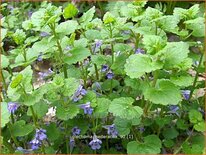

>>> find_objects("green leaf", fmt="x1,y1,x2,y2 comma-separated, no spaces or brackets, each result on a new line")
109,97,143,120
102,79,120,91
80,6,95,23
44,123,60,141
194,121,205,132
142,35,166,55
63,3,78,19
10,74,23,88
144,79,182,105
1,102,10,128
173,4,199,20
124,54,163,78
114,117,140,136
127,135,162,154
62,78,80,97
160,42,190,69
1,55,9,69
176,119,189,130
163,127,179,139
184,17,205,37
189,109,203,124
12,29,26,45
85,30,102,41
155,116,172,128
56,20,78,35
11,120,34,137
94,98,111,118
22,84,48,106
56,105,79,120
163,139,174,148
1,28,7,40
27,102,49,119
170,73,193,87
103,12,116,24
64,47,90,65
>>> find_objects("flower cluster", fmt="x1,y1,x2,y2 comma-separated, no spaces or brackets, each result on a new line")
72,126,81,136
7,102,20,114
72,85,87,102
101,65,114,79
181,90,190,100
79,102,94,115
29,129,47,150
89,134,102,150
103,124,118,137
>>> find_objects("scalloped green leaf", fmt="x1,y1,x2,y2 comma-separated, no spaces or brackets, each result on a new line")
144,79,182,105
63,3,78,19
64,47,90,65
124,54,163,79
11,120,34,137
127,135,162,154
1,102,10,128
109,97,143,120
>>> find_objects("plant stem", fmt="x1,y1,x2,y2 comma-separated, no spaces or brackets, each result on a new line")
0,70,7,97
30,106,38,127
11,113,15,124
49,23,68,78
109,23,114,63
189,53,204,100
174,128,194,154
8,123,19,147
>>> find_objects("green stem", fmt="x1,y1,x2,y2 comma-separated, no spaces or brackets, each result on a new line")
110,79,113,93
1,70,7,97
109,23,114,63
89,46,99,80
174,128,194,154
189,53,204,100
11,113,15,124
49,23,68,78
131,127,139,142
8,123,19,147
22,48,27,62
30,106,38,127
3,139,15,153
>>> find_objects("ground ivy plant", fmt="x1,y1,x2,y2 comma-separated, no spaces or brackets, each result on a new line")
1,1,205,154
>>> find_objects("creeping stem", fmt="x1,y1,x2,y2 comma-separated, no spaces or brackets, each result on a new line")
189,52,204,100
49,23,68,78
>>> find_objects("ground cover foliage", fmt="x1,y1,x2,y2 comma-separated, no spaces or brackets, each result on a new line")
0,0,205,154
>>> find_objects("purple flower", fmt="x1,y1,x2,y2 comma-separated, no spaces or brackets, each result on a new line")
106,71,114,79
40,32,50,37
101,65,109,72
103,124,118,137
181,90,190,100
135,48,145,54
38,68,53,80
7,5,14,11
168,105,180,116
35,129,47,141
139,127,145,132
72,85,87,102
94,82,101,90
64,46,71,51
7,102,20,114
37,52,43,61
28,11,33,18
16,147,33,154
93,40,103,53
95,40,103,49
89,134,102,150
69,137,75,150
29,138,41,150
79,102,93,115
72,126,81,136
